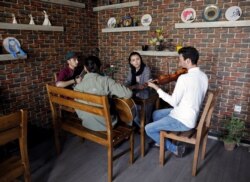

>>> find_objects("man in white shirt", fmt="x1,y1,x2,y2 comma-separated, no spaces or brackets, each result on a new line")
145,46,208,157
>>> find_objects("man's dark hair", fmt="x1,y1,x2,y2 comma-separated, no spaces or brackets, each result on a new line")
178,46,199,65
84,56,101,73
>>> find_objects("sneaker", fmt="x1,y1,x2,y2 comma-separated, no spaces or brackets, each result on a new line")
174,145,186,158
154,143,160,147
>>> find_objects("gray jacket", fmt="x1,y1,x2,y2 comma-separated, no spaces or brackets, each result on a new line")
74,73,132,131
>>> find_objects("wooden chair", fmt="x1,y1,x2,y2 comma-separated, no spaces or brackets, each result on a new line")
0,109,31,182
159,90,218,176
46,84,134,182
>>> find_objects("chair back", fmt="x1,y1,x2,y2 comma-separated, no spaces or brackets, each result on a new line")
196,90,219,137
0,109,30,182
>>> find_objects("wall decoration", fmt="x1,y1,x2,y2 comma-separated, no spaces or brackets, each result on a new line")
122,14,133,27
181,8,196,23
107,17,116,28
3,37,26,58
12,14,17,24
42,10,51,26
141,14,152,26
29,14,35,25
225,6,242,21
203,5,221,22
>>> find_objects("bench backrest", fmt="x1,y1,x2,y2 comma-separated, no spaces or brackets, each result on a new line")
46,84,113,133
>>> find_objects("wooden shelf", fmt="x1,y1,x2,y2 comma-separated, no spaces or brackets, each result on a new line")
0,54,27,61
41,0,85,8
0,23,64,31
136,50,178,57
93,1,139,12
102,26,150,33
175,20,250,29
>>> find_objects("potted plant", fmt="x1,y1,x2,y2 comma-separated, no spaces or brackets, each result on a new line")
222,116,245,151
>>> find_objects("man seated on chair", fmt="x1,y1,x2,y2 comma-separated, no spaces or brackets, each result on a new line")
145,46,208,157
74,56,132,131
56,51,83,89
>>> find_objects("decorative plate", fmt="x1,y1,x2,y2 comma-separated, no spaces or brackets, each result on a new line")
203,5,221,22
225,6,242,21
122,15,133,27
107,17,116,28
3,37,21,53
141,14,152,26
181,8,196,23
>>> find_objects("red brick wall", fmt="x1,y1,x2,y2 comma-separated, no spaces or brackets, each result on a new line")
97,0,250,139
0,0,249,139
0,0,98,126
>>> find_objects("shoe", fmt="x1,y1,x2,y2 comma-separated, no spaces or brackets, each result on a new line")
154,143,160,148
148,141,160,148
174,145,185,158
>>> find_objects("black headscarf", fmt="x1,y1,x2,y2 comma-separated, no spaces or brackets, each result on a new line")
128,52,145,85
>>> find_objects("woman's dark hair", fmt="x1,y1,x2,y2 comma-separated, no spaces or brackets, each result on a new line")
128,52,146,85
178,46,199,65
84,56,101,73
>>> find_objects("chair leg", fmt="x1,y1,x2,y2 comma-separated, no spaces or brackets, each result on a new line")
192,142,200,176
201,134,208,160
159,132,165,166
108,146,113,182
130,132,134,164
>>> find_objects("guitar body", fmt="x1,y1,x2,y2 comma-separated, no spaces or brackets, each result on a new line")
113,98,136,123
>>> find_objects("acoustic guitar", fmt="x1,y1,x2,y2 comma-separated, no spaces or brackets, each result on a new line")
112,98,136,123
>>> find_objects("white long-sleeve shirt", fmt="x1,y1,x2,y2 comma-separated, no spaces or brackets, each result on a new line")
157,67,208,128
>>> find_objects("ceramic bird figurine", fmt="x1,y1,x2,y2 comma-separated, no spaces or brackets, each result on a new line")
12,13,17,24
29,14,35,25
42,10,51,26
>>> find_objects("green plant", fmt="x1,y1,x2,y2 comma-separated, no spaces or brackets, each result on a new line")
222,116,245,144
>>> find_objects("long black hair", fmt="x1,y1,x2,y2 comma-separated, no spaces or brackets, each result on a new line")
128,52,145,85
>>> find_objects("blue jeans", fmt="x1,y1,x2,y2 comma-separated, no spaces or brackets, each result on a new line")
145,108,191,153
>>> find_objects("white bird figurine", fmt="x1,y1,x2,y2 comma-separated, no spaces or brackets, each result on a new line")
29,14,35,25
12,14,17,24
42,10,51,26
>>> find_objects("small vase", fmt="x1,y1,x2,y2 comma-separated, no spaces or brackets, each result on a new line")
155,44,164,51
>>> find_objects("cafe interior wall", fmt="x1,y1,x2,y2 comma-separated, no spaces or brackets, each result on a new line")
0,0,249,140
0,0,98,126
96,0,250,140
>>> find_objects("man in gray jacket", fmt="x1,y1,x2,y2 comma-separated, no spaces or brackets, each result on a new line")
74,56,132,131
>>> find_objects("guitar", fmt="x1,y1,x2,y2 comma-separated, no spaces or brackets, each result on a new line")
112,98,136,123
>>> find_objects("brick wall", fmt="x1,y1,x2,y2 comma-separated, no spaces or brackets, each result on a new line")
0,0,98,126
97,0,250,139
0,0,249,139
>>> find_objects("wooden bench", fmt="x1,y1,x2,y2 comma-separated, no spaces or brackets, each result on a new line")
46,84,134,182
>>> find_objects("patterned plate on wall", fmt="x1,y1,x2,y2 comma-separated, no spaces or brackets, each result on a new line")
181,8,196,23
203,5,221,22
107,17,116,28
141,14,152,26
225,6,242,21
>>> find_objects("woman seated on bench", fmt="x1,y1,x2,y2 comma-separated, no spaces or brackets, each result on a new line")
74,56,132,131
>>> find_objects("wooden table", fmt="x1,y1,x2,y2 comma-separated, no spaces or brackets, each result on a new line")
133,89,159,157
